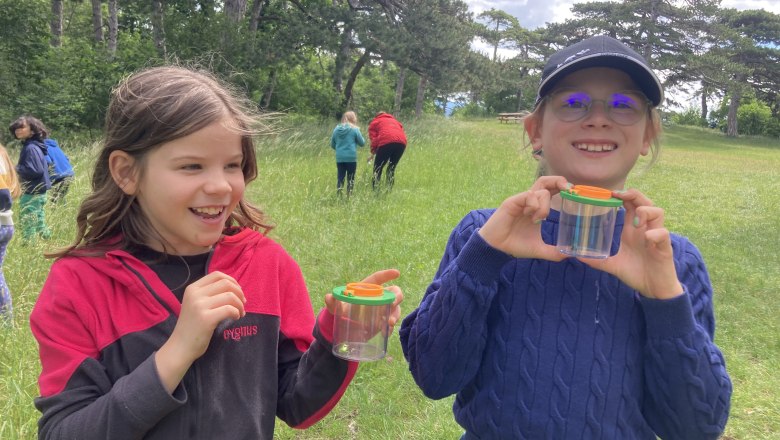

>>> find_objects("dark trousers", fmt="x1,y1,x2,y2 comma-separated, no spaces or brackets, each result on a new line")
336,162,357,196
50,176,73,204
372,143,405,189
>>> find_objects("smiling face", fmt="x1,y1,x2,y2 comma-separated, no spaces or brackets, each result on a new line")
525,67,655,190
120,120,246,255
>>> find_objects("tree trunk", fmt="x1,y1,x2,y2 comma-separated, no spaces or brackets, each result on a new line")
341,50,371,111
249,0,266,32
515,66,527,112
107,0,118,55
261,69,277,109
700,82,707,122
225,0,247,22
50,0,63,47
152,0,167,57
726,88,740,137
726,74,746,137
394,67,406,116
333,21,353,99
415,74,427,119
492,21,499,62
642,0,659,63
92,0,104,43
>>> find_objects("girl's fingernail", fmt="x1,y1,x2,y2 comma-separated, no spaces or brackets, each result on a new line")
633,216,640,227
534,218,544,224
565,182,573,189
615,189,627,194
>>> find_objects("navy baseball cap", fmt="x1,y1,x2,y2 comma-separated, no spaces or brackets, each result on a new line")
535,35,663,107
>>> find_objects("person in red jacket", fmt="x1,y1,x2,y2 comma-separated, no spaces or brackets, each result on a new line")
367,112,407,190
30,65,404,440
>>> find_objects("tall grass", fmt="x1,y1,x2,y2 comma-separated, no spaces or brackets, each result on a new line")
0,120,777,439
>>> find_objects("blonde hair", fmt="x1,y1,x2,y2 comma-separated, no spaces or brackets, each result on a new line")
0,144,20,200
341,111,358,127
50,65,274,258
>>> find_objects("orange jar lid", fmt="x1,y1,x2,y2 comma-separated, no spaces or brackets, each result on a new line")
560,185,623,207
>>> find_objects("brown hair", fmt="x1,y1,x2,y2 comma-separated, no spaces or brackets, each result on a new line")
50,65,274,258
9,115,48,142
0,143,21,199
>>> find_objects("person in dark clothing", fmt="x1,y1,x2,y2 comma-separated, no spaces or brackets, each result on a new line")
400,35,731,439
367,112,407,190
9,116,52,241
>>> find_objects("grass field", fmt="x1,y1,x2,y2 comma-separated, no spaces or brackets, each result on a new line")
0,118,778,439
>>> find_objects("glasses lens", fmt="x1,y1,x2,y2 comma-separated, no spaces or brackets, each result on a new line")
549,90,647,125
608,92,645,124
550,91,591,122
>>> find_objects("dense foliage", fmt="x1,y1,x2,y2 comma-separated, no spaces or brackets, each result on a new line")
0,0,778,141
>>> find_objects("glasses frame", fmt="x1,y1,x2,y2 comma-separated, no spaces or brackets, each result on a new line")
544,88,652,126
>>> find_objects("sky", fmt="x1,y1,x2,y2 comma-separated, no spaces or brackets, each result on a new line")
463,0,780,110
465,0,780,31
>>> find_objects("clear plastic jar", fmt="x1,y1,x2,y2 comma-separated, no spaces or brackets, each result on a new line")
331,283,395,361
557,185,623,259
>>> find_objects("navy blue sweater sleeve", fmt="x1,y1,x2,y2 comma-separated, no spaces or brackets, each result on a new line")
0,188,11,211
639,237,732,439
16,142,47,180
399,210,512,399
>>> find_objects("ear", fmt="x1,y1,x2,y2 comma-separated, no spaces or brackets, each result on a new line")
640,138,651,156
524,113,543,153
640,115,658,156
108,150,139,195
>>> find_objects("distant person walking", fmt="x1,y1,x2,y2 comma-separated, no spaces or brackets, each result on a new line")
43,137,74,204
0,143,20,323
330,111,365,197
9,115,52,241
367,112,407,190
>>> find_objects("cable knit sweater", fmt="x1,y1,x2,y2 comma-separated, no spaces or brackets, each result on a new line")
400,208,731,439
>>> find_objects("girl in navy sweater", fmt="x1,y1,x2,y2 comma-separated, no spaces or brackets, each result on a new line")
400,36,731,439
9,115,52,241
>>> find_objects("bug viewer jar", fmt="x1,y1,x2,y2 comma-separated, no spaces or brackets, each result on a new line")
557,185,623,259
331,282,395,361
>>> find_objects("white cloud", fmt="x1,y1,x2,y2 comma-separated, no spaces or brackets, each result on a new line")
466,0,779,30
721,0,780,13
465,1,779,110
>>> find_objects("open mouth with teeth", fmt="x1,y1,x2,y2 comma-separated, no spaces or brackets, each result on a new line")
573,143,617,152
190,206,224,219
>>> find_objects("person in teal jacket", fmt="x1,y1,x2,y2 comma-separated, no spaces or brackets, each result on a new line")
330,111,365,197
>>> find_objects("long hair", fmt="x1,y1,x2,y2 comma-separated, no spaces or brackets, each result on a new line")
0,144,21,200
9,116,48,142
50,65,274,258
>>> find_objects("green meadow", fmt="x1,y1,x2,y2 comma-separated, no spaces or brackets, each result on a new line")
0,118,778,439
